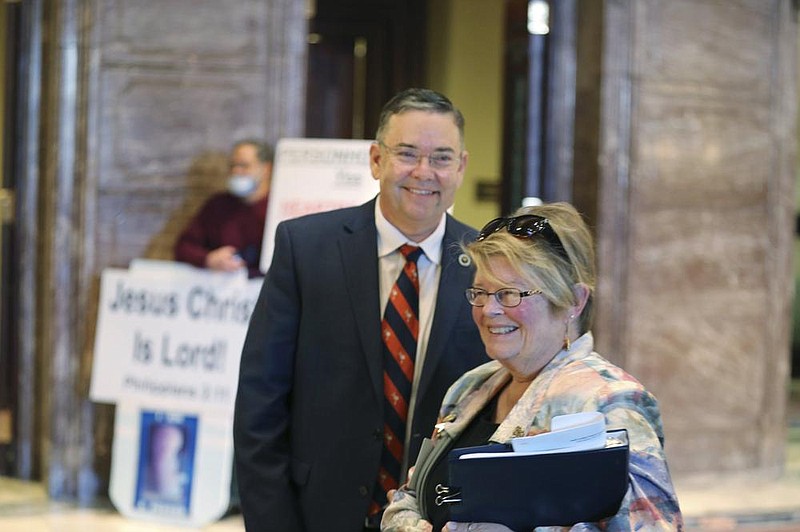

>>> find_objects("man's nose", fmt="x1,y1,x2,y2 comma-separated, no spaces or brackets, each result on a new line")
410,155,434,175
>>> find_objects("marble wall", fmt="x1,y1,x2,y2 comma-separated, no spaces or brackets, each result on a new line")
592,0,796,477
28,0,307,499
88,0,306,268
20,0,797,501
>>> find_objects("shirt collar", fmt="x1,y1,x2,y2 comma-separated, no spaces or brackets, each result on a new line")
375,199,445,265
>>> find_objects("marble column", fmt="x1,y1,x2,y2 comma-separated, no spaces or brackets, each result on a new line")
28,0,307,501
589,0,796,478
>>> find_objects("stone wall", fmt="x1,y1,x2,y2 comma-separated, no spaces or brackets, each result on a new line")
22,0,798,501
593,0,796,477
33,0,307,500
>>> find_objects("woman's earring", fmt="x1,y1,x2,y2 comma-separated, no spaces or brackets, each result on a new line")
563,314,575,351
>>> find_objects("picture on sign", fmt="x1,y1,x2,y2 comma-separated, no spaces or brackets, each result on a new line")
134,410,198,517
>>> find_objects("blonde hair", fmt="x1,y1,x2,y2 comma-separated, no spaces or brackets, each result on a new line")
464,202,596,333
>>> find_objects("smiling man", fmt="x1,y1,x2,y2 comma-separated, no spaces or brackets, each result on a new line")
233,88,488,532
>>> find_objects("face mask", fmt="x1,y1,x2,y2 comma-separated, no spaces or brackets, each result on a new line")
227,174,258,198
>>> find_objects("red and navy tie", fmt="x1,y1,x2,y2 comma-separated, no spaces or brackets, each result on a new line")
370,244,423,516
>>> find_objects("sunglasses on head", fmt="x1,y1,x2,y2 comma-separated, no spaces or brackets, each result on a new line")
476,215,570,263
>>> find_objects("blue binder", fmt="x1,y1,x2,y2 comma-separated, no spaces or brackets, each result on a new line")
438,429,629,531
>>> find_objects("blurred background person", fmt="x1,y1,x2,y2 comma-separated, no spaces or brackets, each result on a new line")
174,138,273,278
382,202,682,531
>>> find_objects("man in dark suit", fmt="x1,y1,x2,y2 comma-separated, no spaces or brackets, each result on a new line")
233,88,488,532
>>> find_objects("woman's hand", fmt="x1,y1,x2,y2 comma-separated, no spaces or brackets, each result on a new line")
443,523,514,532
385,465,415,504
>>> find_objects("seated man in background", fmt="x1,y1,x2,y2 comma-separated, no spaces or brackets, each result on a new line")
174,138,273,278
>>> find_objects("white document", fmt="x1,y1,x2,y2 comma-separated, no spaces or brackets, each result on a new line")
459,411,607,459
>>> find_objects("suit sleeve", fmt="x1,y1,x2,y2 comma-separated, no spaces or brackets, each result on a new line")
233,222,304,531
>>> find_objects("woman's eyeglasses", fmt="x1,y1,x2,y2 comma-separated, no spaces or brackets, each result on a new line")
465,287,542,308
476,215,569,263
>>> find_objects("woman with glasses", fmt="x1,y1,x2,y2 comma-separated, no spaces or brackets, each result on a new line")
382,202,683,531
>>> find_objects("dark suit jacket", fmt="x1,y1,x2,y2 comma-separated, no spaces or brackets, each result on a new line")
233,198,487,532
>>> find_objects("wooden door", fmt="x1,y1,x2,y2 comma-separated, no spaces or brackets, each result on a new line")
305,0,427,140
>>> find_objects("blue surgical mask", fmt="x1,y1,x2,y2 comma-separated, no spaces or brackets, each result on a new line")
227,174,258,198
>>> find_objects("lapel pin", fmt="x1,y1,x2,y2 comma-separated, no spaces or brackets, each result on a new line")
458,254,471,267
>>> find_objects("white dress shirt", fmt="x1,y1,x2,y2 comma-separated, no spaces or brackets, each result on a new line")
374,199,445,478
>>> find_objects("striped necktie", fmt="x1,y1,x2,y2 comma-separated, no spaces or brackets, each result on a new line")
370,244,423,517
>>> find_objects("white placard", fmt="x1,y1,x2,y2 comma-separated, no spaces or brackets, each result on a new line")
260,138,380,272
109,403,233,527
90,262,262,415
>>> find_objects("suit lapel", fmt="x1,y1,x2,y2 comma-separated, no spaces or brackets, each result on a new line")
339,201,383,404
416,219,475,402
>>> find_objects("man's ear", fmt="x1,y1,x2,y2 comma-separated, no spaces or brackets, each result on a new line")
369,142,382,180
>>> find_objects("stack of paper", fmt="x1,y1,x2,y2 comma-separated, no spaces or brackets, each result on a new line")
459,411,607,459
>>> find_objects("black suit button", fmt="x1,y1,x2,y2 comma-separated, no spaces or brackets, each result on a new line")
359,485,369,497
373,428,383,440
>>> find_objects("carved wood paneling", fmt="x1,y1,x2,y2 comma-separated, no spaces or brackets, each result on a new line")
95,0,269,66
96,72,264,187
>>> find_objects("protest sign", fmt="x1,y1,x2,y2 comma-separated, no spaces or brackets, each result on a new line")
91,261,260,526
90,262,261,414
109,402,234,527
260,138,379,272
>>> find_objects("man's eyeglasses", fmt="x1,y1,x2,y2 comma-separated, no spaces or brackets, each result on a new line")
378,141,459,170
477,215,570,263
465,287,542,308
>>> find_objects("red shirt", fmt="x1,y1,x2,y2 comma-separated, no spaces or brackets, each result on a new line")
174,193,268,278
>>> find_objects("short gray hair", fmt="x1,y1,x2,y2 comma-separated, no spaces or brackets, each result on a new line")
233,138,274,163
